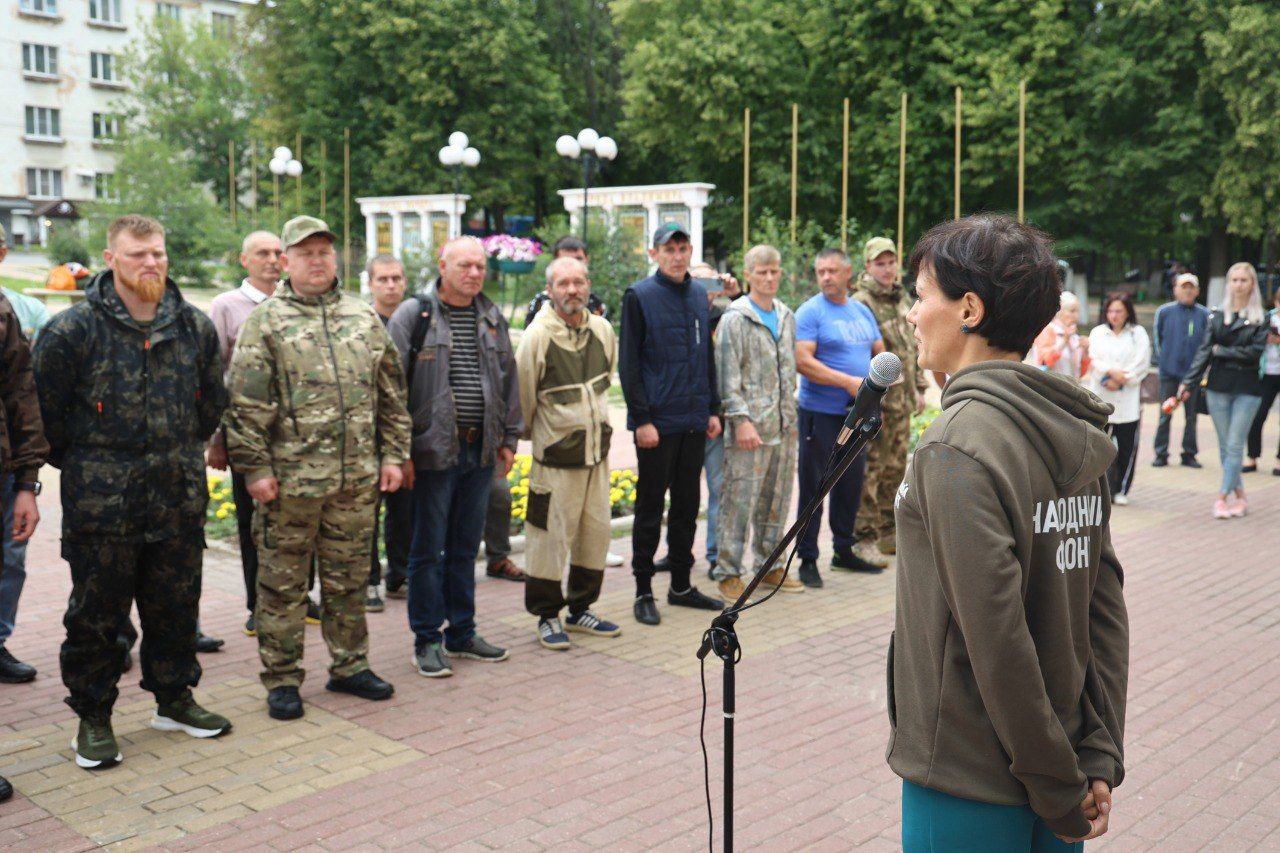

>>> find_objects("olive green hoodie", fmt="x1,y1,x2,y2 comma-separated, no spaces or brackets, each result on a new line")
888,361,1129,839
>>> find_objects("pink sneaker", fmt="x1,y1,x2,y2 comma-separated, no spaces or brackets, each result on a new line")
1230,494,1248,517
1213,498,1231,519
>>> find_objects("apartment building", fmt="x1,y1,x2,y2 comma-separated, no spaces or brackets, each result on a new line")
3,0,248,245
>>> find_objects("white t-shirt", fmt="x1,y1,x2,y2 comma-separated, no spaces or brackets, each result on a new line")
1265,312,1280,376
1087,323,1151,424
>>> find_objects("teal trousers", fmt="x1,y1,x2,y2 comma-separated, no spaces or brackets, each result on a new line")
902,780,1084,852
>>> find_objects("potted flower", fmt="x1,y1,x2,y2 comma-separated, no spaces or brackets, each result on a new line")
481,234,542,274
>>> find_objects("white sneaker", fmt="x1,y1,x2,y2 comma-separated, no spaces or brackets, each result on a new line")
605,551,624,567
1113,494,1129,506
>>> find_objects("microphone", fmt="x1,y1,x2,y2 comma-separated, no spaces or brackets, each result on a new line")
836,351,903,445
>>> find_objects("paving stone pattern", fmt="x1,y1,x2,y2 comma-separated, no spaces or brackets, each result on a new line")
0,403,1275,849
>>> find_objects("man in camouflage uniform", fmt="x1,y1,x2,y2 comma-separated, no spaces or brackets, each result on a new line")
226,216,411,721
851,237,927,561
714,244,801,602
34,215,231,770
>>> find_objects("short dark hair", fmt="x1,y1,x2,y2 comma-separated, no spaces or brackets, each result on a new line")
1100,291,1137,328
552,235,588,258
814,247,850,266
908,214,1060,355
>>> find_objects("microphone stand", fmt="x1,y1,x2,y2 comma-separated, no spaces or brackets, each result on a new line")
697,412,884,852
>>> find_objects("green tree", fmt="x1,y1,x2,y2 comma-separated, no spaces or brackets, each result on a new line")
118,17,255,207
248,0,570,231
1202,3,1280,240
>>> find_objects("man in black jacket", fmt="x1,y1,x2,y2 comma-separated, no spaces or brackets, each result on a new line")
34,215,232,770
620,223,724,625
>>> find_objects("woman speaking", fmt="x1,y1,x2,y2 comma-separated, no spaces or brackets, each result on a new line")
888,215,1129,851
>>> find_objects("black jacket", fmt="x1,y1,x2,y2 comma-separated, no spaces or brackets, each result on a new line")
33,272,227,540
1182,309,1268,397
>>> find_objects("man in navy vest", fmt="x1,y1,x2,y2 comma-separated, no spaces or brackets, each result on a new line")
620,223,726,625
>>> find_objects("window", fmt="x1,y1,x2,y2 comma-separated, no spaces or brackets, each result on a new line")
90,52,118,83
21,44,59,76
93,112,120,141
156,2,180,20
19,0,59,15
95,173,119,202
211,11,235,36
27,169,63,199
88,0,123,24
25,106,61,139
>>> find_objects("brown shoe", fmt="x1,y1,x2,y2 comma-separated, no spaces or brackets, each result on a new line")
877,538,897,556
757,567,804,594
717,576,746,603
486,558,526,583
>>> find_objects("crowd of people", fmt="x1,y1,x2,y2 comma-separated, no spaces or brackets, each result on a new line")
0,213,924,782
1032,267,1280,516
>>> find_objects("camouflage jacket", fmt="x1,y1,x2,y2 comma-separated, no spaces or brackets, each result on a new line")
0,293,48,483
225,279,411,498
33,272,227,540
715,295,798,445
852,273,927,410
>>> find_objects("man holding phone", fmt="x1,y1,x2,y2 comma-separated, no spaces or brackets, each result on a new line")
620,223,725,625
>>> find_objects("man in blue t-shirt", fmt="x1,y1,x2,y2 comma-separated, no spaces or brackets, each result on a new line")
793,248,885,585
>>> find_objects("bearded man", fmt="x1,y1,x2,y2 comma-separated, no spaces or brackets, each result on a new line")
34,215,231,770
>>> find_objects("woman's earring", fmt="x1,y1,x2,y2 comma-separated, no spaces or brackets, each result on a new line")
960,324,971,333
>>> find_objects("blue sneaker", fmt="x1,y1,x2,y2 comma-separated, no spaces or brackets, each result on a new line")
565,611,621,637
538,618,570,650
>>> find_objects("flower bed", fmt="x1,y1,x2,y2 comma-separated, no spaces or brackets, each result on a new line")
507,453,635,536
481,234,542,264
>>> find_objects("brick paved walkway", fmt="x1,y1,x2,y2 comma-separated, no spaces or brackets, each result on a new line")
0,403,1277,850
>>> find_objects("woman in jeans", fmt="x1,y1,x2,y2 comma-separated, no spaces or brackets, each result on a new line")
1086,293,1150,505
1180,262,1270,518
1243,287,1280,475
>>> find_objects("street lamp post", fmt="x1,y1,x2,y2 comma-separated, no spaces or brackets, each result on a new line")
438,132,480,239
555,128,617,246
269,146,303,226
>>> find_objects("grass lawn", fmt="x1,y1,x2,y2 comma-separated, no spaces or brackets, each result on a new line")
0,276,36,292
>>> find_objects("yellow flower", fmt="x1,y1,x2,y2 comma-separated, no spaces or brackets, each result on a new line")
215,507,230,519
220,502,235,513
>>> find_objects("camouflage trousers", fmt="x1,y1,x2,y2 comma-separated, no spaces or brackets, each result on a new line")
855,405,911,548
60,533,202,719
524,461,611,619
713,430,797,579
254,486,377,689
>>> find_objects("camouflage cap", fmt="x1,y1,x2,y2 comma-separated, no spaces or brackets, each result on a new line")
863,236,896,264
281,215,336,249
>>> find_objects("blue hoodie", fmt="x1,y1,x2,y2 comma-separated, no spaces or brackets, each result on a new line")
1152,300,1209,380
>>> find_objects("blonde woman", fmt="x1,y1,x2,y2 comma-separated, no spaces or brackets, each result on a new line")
1179,262,1270,517
1033,291,1090,380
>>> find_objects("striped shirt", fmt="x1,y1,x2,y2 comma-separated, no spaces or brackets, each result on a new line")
446,302,485,428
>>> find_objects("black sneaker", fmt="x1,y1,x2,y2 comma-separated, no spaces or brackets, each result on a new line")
668,586,724,611
0,646,37,683
1181,457,1202,469
195,633,224,653
267,686,303,720
0,775,11,802
1151,456,1168,468
633,594,660,625
326,669,394,700
121,647,133,673
798,559,823,589
831,547,884,574
705,558,718,582
537,618,571,651
365,586,385,613
443,635,509,662
243,614,256,637
385,578,407,599
306,601,322,625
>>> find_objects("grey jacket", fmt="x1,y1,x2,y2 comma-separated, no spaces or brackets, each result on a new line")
386,289,522,472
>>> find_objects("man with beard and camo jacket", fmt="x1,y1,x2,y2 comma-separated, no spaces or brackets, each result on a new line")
34,215,231,770
851,237,928,562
